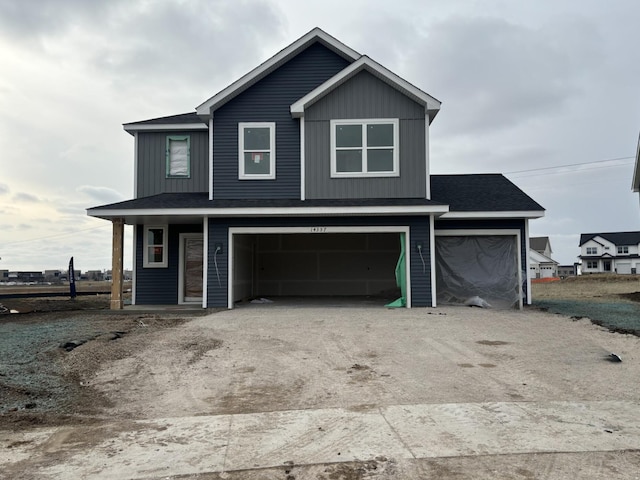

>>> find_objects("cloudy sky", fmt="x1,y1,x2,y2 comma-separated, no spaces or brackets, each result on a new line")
1,0,639,272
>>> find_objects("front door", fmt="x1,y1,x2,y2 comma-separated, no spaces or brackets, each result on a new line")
180,234,203,303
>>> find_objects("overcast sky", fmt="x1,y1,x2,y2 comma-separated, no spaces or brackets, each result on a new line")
1,0,639,272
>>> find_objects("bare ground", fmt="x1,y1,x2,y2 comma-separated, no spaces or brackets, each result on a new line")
1,278,640,478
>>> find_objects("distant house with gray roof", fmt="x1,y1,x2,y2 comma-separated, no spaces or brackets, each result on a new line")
579,231,640,274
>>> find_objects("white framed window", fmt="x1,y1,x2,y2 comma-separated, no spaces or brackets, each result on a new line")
238,122,276,179
586,260,598,269
586,247,597,255
330,119,399,178
617,246,629,254
166,136,190,178
143,225,168,268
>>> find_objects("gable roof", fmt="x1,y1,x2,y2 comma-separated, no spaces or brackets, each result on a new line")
633,131,640,192
123,112,207,134
579,231,640,246
290,56,441,122
529,249,558,265
195,28,360,119
530,236,551,253
431,174,545,217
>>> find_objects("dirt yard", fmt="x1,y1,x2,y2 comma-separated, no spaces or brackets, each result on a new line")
1,277,640,479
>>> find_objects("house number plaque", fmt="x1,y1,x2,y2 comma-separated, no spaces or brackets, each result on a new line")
310,227,327,233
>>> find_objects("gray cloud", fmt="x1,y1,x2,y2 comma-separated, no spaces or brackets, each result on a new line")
0,183,8,195
413,15,603,134
13,192,41,203
77,185,125,204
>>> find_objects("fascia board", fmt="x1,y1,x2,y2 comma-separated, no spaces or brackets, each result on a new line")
291,56,442,118
87,204,450,219
195,28,360,117
440,210,545,219
123,123,208,133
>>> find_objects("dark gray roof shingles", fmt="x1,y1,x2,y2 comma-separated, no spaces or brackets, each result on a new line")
124,112,204,127
579,231,640,246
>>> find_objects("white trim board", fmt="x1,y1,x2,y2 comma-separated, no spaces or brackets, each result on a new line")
89,204,450,220
124,123,207,133
227,226,412,310
440,211,544,219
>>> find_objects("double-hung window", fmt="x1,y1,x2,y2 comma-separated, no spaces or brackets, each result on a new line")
586,247,597,255
587,260,598,269
166,136,190,178
143,226,168,268
617,246,629,254
330,119,399,177
239,122,276,179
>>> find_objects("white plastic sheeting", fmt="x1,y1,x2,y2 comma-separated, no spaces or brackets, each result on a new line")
435,236,521,309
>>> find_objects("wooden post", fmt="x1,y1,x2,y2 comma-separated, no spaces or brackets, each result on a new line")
111,218,124,310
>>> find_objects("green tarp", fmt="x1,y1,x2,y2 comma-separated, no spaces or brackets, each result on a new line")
385,233,406,308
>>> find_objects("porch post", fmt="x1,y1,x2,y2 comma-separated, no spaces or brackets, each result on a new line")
111,218,124,310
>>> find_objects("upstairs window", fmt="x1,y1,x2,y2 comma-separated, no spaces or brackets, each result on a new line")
143,226,168,268
617,246,629,254
239,122,276,179
586,247,597,255
330,119,399,178
166,136,190,178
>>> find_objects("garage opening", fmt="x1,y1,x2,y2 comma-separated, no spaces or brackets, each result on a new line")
435,233,523,309
230,232,403,306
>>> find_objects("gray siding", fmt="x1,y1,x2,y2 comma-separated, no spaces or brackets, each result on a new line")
135,223,202,304
206,215,433,308
136,131,208,198
305,71,427,199
212,42,351,199
434,219,529,302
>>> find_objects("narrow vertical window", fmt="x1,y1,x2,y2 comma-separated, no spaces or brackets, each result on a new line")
166,136,190,178
143,226,168,268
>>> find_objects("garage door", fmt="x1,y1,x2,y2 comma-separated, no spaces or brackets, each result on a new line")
617,262,631,274
231,232,402,303
435,235,521,309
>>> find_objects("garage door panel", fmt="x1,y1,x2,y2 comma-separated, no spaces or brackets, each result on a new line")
617,263,631,274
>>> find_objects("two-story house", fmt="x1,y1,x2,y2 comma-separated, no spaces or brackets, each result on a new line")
529,236,559,278
88,28,544,310
579,232,640,274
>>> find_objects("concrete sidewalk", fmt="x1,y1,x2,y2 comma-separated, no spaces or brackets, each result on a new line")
5,400,640,479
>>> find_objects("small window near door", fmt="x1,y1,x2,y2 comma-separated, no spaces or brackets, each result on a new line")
166,136,190,178
143,225,168,268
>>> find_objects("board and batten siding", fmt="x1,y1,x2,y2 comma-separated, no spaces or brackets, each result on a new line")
135,223,202,304
305,70,427,200
212,42,351,199
136,131,208,198
206,215,433,308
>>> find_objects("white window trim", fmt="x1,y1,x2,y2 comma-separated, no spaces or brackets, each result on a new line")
143,225,168,268
330,118,399,178
238,122,276,180
617,246,629,254
586,247,597,255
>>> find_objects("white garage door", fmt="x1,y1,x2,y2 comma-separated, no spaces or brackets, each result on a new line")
617,262,631,274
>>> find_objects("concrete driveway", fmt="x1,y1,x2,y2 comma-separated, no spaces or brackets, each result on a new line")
2,304,640,479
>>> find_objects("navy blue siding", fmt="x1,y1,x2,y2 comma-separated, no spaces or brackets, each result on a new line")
410,221,432,307
135,223,202,305
212,42,351,199
434,219,529,301
206,215,433,308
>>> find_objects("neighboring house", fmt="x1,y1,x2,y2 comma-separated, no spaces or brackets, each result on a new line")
579,232,640,274
557,264,579,278
88,28,545,310
529,236,559,278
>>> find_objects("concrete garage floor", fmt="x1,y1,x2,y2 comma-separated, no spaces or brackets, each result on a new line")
2,305,640,479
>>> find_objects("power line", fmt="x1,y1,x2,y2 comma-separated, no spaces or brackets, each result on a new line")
508,162,633,179
503,156,634,175
2,225,111,246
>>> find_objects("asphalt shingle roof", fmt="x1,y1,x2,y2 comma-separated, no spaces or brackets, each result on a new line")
123,112,204,127
88,174,544,215
579,231,640,246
